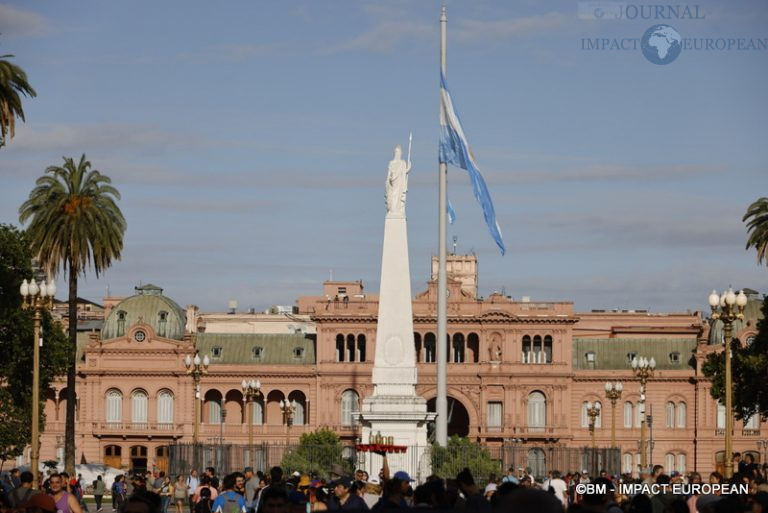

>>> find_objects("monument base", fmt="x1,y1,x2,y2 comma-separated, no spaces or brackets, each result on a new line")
353,396,436,483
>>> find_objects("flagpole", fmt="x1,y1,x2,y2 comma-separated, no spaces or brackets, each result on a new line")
436,4,449,447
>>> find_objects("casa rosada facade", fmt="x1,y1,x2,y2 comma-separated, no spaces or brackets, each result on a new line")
35,256,763,477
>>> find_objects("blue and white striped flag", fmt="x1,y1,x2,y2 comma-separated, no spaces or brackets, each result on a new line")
439,72,505,255
447,200,456,225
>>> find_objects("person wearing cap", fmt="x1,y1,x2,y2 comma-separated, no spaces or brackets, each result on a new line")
329,477,367,511
243,468,258,513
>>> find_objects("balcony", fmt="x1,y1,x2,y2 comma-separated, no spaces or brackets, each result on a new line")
93,422,184,435
742,429,761,437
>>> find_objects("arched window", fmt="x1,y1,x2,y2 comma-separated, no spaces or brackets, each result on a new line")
716,402,726,430
543,335,553,363
106,389,122,423
294,401,305,425
131,390,148,424
357,335,366,362
157,390,174,424
622,453,633,474
676,454,686,473
623,402,633,428
252,399,264,425
677,402,687,428
341,390,359,427
666,402,675,428
527,391,546,432
346,334,356,362
116,311,127,337
335,334,344,362
425,333,436,363
665,453,675,472
209,399,222,424
533,335,543,363
581,402,589,428
452,333,465,363
522,335,531,363
414,333,422,362
745,412,759,430
158,311,168,338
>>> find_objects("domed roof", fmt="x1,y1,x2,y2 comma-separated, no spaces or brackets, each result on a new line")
102,284,186,341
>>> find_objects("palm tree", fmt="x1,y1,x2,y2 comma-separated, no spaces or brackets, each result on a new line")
744,197,768,266
19,155,126,473
0,54,36,147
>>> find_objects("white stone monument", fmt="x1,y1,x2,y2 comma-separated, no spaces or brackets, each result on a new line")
354,143,436,482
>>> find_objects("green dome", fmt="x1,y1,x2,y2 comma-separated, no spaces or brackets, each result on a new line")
102,284,186,340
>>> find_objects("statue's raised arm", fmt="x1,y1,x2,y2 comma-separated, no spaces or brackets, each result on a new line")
385,144,409,216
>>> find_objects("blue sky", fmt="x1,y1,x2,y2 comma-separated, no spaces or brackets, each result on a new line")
1,0,766,313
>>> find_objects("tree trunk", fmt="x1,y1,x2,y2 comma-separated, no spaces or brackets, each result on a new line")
64,264,77,474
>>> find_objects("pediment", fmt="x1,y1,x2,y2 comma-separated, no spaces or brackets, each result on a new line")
90,322,187,351
479,310,516,321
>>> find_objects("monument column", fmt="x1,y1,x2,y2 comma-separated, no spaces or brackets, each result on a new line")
354,144,436,482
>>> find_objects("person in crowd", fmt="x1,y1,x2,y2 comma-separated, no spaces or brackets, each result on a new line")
204,470,219,491
48,473,83,513
159,475,173,513
211,474,247,513
232,473,246,498
153,474,166,496
172,475,189,513
455,467,490,513
8,471,39,508
194,488,214,513
19,493,58,513
257,487,289,513
93,475,106,513
253,467,283,513
243,469,258,513
193,476,218,505
114,475,128,511
329,477,367,511
307,485,329,512
187,471,200,513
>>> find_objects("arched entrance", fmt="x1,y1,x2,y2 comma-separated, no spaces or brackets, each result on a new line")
130,445,148,473
104,445,121,469
155,446,169,474
427,397,470,439
527,448,546,479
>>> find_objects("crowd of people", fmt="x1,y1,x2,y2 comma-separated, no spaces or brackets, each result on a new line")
1,454,768,513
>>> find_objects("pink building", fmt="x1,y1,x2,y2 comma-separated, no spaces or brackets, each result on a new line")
37,257,764,477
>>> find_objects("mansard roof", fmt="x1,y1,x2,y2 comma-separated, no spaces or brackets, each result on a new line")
573,337,697,370
193,333,316,365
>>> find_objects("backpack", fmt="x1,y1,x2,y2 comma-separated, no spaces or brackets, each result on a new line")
195,500,212,513
219,492,242,513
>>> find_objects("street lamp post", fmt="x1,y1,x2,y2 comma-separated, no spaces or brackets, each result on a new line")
20,278,56,490
631,356,656,470
279,399,297,444
184,351,210,444
241,379,262,465
708,288,748,479
604,382,623,448
586,402,601,448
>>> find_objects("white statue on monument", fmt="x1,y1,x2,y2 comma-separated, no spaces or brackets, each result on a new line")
385,140,411,215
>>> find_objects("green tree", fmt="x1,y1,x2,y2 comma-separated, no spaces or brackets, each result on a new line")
280,427,352,478
431,435,501,485
18,156,126,473
702,295,768,420
0,224,69,461
0,53,36,147
744,197,768,266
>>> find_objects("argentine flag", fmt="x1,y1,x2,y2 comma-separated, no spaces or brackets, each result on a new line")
439,72,506,255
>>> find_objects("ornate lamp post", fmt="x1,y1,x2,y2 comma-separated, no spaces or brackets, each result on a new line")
708,288,748,479
631,356,655,469
241,379,262,464
279,399,297,444
604,382,623,448
20,278,56,490
586,401,601,448
184,351,210,443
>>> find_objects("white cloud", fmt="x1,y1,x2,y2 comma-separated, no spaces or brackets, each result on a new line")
454,12,571,41
0,4,48,39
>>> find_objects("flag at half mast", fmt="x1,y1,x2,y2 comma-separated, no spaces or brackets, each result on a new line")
438,71,506,255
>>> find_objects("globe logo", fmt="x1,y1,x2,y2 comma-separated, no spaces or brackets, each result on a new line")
641,24,682,65
594,8,605,18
